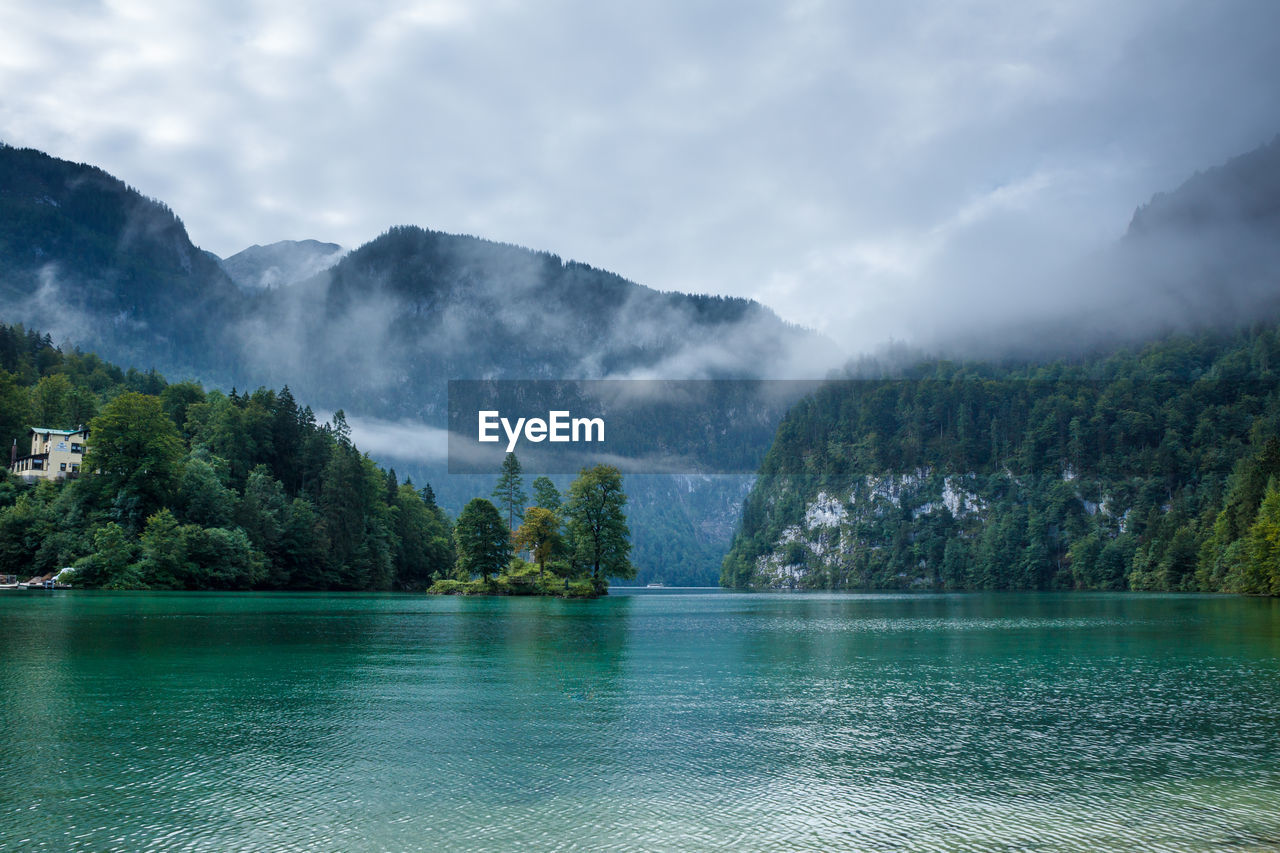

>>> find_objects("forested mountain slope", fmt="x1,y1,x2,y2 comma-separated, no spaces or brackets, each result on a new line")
722,327,1280,594
725,135,1280,594
0,323,453,590
0,144,834,585
0,144,243,378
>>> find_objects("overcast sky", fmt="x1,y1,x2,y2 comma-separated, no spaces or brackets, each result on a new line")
2,0,1279,347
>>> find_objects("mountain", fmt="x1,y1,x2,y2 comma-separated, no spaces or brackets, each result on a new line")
0,143,243,380
0,144,837,584
228,226,837,584
220,239,345,289
723,137,1280,594
234,225,836,420
0,144,835,413
1113,134,1280,330
1127,134,1280,236
937,136,1280,359
721,327,1280,593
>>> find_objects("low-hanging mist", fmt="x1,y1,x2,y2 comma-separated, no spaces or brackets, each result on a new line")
2,137,1280,584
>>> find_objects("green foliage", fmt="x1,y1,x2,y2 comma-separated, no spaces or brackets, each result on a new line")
0,370,31,455
1236,478,1280,595
0,322,459,592
85,391,185,529
391,483,455,589
178,454,238,527
724,326,1280,593
72,523,138,589
514,505,563,578
491,452,527,531
532,476,561,511
454,497,512,582
161,381,206,435
425,559,603,598
564,465,634,587
135,509,190,589
563,580,598,598
179,525,267,589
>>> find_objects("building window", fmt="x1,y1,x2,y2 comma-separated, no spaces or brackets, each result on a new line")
71,444,82,453
60,462,67,471
71,464,80,473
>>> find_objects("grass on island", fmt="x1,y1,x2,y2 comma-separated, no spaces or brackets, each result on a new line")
427,558,601,598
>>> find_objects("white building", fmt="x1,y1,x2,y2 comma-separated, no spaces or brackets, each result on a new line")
10,426,89,481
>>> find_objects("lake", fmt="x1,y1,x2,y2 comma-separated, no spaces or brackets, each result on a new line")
2,591,1278,851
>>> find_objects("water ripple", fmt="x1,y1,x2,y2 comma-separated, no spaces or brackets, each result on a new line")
1,592,1278,851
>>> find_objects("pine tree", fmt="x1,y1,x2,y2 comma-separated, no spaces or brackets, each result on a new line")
492,452,528,530
454,498,512,583
532,476,561,512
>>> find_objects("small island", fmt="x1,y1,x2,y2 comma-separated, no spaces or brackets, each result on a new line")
430,456,634,599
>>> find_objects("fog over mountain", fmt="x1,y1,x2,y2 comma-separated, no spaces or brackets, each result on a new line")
4,136,1280,426
2,136,1279,583
873,136,1280,362
5,1,1279,352
0,144,841,584
0,144,836,392
221,239,345,290
234,226,840,423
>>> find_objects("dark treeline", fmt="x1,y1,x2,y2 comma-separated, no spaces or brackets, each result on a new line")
0,323,454,589
723,324,1280,595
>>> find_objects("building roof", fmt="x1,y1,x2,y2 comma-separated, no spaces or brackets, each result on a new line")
28,427,86,435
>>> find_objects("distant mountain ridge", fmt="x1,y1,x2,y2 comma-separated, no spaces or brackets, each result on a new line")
234,225,835,422
0,144,835,411
723,134,1280,593
935,135,1280,359
0,143,241,378
1127,135,1280,236
0,143,837,585
221,239,345,289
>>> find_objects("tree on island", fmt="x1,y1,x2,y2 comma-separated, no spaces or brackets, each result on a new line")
531,476,561,512
564,464,634,590
514,506,563,580
454,497,512,583
492,452,527,530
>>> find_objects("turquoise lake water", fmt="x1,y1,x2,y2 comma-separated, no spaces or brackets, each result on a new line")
1,590,1279,851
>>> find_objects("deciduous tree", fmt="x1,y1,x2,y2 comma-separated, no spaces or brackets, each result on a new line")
564,465,633,588
514,505,562,580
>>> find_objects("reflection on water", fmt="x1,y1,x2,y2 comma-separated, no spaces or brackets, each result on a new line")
1,591,1278,851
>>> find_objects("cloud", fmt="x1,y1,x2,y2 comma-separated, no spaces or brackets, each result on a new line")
325,411,452,465
2,0,1279,355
